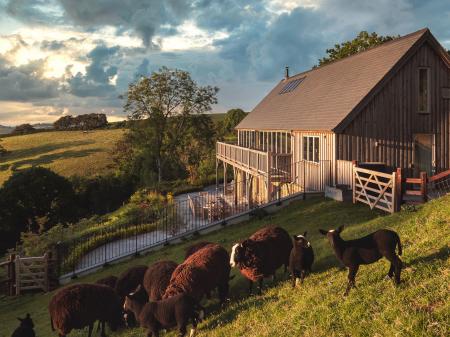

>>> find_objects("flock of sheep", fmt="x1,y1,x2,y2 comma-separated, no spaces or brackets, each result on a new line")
11,224,403,337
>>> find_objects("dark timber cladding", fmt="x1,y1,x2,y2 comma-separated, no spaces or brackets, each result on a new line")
336,40,450,174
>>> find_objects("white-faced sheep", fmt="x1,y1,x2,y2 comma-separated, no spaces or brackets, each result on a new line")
124,285,204,337
143,260,178,301
163,243,231,304
230,226,292,294
289,232,314,288
11,313,35,337
49,283,124,337
319,226,403,295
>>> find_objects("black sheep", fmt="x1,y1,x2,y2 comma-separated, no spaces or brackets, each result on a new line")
184,241,212,260
11,313,35,337
95,275,118,289
115,265,148,327
289,232,314,288
124,285,204,337
230,226,292,294
143,260,178,301
49,283,124,337
319,226,403,295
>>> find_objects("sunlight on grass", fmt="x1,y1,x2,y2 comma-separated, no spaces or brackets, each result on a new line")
0,196,448,337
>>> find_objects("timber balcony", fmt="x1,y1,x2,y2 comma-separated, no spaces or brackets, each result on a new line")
216,141,292,182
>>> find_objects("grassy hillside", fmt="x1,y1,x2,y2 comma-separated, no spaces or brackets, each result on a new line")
0,129,125,185
0,196,448,337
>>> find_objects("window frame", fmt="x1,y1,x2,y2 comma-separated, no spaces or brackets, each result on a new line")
302,136,320,163
417,67,430,114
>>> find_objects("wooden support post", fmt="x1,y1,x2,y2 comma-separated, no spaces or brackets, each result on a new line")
215,159,219,188
223,163,227,196
420,171,428,202
233,168,238,206
44,252,49,292
395,168,402,212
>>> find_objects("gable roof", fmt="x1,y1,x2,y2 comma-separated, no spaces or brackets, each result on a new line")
236,28,450,132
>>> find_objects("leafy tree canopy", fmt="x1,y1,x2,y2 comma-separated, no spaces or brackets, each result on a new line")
0,167,77,252
122,67,218,184
317,31,398,67
219,108,247,137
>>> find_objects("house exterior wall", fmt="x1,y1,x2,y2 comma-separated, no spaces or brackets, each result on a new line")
337,41,450,175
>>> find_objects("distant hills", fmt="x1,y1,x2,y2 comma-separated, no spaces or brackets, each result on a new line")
0,123,53,135
0,125,13,135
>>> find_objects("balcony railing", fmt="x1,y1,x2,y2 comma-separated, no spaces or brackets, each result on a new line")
216,141,292,177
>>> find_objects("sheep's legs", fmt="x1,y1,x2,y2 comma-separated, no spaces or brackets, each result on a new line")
388,263,395,278
394,256,402,285
344,265,359,296
100,321,107,337
248,280,253,294
87,323,93,337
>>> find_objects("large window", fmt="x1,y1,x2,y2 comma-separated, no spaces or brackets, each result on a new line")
418,68,430,114
302,136,319,163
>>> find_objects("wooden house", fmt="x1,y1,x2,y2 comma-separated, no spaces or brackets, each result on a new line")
216,28,450,204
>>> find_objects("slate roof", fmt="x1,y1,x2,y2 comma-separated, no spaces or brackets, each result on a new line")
236,28,448,132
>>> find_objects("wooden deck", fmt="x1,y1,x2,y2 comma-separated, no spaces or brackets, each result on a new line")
216,141,292,177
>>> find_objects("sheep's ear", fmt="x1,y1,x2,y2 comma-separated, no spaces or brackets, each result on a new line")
303,231,307,237
319,229,327,235
337,225,344,233
292,235,299,241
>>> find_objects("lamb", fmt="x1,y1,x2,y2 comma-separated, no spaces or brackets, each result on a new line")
319,226,403,295
143,260,178,301
230,225,292,294
184,241,212,260
49,283,124,337
11,313,35,337
163,243,231,304
115,264,148,327
95,275,118,289
289,232,314,288
124,285,204,337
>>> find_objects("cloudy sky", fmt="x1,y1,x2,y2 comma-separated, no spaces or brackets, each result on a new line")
0,0,449,126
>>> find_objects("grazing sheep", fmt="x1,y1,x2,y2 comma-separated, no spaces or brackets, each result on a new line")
230,226,292,294
143,260,178,301
163,243,231,304
49,283,124,337
11,313,35,337
319,226,403,295
184,241,212,260
289,232,314,288
95,275,118,289
115,265,148,327
124,285,204,337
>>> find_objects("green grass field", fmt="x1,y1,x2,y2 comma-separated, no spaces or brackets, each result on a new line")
0,129,125,185
0,196,448,337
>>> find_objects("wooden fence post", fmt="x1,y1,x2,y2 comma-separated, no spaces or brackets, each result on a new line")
395,168,402,212
15,255,20,296
8,254,15,296
420,171,428,202
44,252,49,292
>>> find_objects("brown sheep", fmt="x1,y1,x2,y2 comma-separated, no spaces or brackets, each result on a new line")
184,241,212,260
163,243,231,304
95,275,118,289
230,226,292,294
49,283,123,337
143,260,178,301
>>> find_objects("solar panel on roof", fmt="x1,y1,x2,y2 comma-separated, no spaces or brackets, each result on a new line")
279,77,305,94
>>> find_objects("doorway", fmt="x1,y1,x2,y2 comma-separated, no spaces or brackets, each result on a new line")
413,134,435,176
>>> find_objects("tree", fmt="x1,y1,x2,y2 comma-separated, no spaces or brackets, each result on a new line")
13,123,35,135
123,67,218,183
54,113,108,130
0,167,77,252
0,138,6,157
317,31,398,67
218,108,247,138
